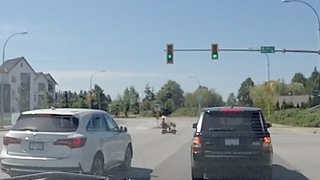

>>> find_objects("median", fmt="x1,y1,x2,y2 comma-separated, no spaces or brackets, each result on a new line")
268,109,320,127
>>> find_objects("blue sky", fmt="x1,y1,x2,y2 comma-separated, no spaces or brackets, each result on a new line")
0,0,319,100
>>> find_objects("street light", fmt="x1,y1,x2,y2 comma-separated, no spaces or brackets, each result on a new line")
282,0,320,66
248,47,271,81
188,76,201,87
265,53,270,81
0,31,27,128
188,76,202,115
89,70,105,108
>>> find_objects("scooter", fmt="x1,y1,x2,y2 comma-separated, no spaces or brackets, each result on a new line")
161,120,177,134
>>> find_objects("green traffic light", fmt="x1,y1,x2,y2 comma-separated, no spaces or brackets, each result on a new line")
168,54,173,59
212,54,218,59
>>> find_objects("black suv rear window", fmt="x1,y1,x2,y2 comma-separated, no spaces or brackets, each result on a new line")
202,111,264,132
12,114,79,132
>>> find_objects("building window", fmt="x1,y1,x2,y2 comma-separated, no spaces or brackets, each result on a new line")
38,83,45,92
11,76,16,82
48,83,53,92
21,63,23,67
34,95,37,102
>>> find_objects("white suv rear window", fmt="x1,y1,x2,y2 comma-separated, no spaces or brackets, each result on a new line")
12,114,79,132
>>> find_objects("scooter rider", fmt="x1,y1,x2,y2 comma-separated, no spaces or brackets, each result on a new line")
161,115,167,128
161,115,173,132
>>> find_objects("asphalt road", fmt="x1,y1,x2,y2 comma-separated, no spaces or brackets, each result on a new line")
0,117,319,180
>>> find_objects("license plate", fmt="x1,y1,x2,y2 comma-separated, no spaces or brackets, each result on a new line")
29,141,44,150
225,138,239,146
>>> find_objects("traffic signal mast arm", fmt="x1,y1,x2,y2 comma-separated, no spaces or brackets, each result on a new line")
164,48,320,54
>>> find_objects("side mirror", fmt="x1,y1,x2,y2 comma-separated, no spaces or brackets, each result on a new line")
192,123,197,129
266,123,272,128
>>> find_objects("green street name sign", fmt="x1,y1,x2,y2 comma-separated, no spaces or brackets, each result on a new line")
260,46,275,53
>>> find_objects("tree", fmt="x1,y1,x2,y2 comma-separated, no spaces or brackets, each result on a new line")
250,85,270,115
156,80,184,113
41,91,54,108
282,99,287,110
184,92,197,108
92,84,111,111
250,82,279,116
306,67,319,94
143,84,155,101
129,86,140,114
122,86,140,114
301,102,308,109
226,93,237,106
275,101,280,110
109,99,122,116
237,77,254,106
278,78,289,95
292,73,307,87
288,82,306,95
72,90,88,108
18,83,30,112
194,86,224,107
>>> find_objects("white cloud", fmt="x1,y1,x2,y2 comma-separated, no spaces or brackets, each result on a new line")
50,70,169,80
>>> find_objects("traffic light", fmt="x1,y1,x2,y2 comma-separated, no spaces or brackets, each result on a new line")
167,44,174,64
211,43,219,60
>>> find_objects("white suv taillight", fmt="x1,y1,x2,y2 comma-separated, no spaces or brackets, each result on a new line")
3,136,21,146
54,137,87,148
192,136,202,153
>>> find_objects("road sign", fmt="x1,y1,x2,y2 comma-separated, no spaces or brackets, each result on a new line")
261,46,275,53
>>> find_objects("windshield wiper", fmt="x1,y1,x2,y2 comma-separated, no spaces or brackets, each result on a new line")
18,128,39,132
208,128,234,132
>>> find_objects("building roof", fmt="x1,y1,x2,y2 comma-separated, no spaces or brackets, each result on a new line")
44,73,58,85
0,56,37,75
277,95,310,106
35,72,45,80
0,56,58,86
0,57,24,73
35,72,58,85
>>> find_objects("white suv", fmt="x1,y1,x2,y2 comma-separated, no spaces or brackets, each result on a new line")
0,108,133,177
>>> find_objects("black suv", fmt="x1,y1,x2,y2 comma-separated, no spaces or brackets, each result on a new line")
191,106,273,180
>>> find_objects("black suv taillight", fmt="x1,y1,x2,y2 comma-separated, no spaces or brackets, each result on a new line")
192,136,202,153
262,136,272,151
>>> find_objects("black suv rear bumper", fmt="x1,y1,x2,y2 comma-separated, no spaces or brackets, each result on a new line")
192,152,272,179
